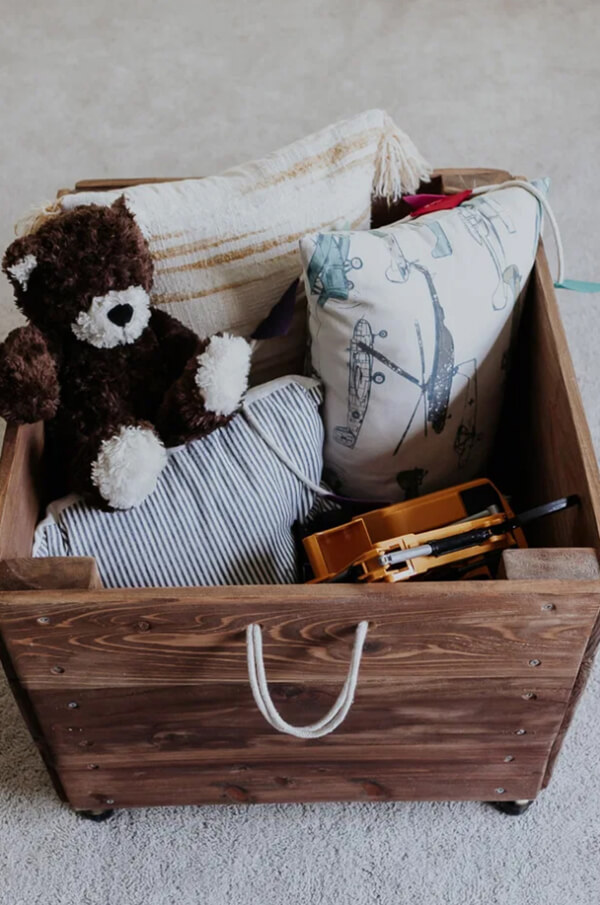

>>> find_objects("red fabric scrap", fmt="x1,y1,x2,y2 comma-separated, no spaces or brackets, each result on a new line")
407,189,473,218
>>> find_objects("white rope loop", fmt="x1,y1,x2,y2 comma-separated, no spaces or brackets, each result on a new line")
241,403,331,497
470,179,564,285
246,621,369,738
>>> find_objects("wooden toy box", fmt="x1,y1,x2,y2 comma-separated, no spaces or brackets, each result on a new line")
0,169,599,819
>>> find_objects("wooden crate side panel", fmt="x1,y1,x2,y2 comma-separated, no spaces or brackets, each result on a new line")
0,558,102,590
0,627,68,803
60,762,544,810
0,422,45,561
518,247,600,550
0,584,598,688
0,583,596,808
70,168,513,196
514,249,600,785
31,677,571,766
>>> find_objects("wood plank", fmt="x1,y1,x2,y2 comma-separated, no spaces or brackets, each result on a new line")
499,546,600,789
438,167,512,192
0,422,45,561
515,246,600,550
508,247,600,786
59,761,544,809
0,557,102,590
0,583,598,687
500,548,600,581
33,677,570,767
0,614,68,804
71,168,512,197
72,177,195,192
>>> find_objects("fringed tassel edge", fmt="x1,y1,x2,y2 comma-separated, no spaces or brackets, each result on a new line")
373,113,432,202
14,199,64,237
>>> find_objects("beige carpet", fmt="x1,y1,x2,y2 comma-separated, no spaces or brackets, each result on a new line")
1,1,600,902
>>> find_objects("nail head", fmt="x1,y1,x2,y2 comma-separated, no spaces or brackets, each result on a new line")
515,728,527,735
495,788,506,795
51,666,64,675
504,755,515,762
67,701,79,710
529,659,541,667
542,603,555,611
36,616,50,625
105,798,115,805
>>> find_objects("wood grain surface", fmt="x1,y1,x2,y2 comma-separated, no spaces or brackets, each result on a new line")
70,168,513,196
61,761,544,810
0,583,598,689
499,548,600,582
0,422,45,561
513,248,600,784
0,557,102,591
516,246,600,551
34,677,569,765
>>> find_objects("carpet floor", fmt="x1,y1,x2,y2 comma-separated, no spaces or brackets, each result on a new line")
1,1,599,902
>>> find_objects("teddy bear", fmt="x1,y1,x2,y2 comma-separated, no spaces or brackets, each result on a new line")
0,197,252,509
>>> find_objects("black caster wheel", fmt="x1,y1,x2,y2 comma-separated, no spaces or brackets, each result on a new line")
489,799,533,816
76,809,115,822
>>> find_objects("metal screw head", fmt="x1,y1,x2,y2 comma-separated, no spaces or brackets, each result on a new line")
529,659,541,667
105,798,115,805
36,616,50,625
542,603,555,611
495,788,506,795
50,666,64,675
515,728,527,736
67,701,79,710
522,692,537,700
87,764,98,771
504,755,515,762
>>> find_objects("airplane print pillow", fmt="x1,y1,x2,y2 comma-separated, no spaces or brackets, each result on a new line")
299,183,544,501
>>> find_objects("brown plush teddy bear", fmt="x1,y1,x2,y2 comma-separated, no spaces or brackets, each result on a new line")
0,198,252,509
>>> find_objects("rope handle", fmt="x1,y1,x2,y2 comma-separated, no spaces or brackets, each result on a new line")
246,621,369,738
470,179,565,285
405,178,600,294
471,179,600,293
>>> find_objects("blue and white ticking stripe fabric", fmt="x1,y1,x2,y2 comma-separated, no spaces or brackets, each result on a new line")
34,377,324,587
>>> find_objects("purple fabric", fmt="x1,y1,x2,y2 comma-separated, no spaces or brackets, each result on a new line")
252,278,299,339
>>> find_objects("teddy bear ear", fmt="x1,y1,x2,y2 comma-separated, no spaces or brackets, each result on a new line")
2,235,39,291
111,195,132,216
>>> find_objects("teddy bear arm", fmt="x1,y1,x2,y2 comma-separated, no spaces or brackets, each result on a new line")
156,334,252,447
0,325,60,423
149,308,205,384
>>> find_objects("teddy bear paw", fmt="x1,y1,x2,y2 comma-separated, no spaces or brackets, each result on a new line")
91,425,167,509
194,334,252,417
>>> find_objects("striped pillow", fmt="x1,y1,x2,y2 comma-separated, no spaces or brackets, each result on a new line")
33,377,324,587
53,110,430,384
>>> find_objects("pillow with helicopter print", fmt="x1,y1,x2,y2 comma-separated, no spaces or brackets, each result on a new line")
299,181,546,501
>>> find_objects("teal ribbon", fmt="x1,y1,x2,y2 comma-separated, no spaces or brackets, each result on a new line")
554,279,600,293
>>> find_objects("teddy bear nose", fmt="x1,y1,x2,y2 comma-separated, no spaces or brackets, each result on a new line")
107,303,134,327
